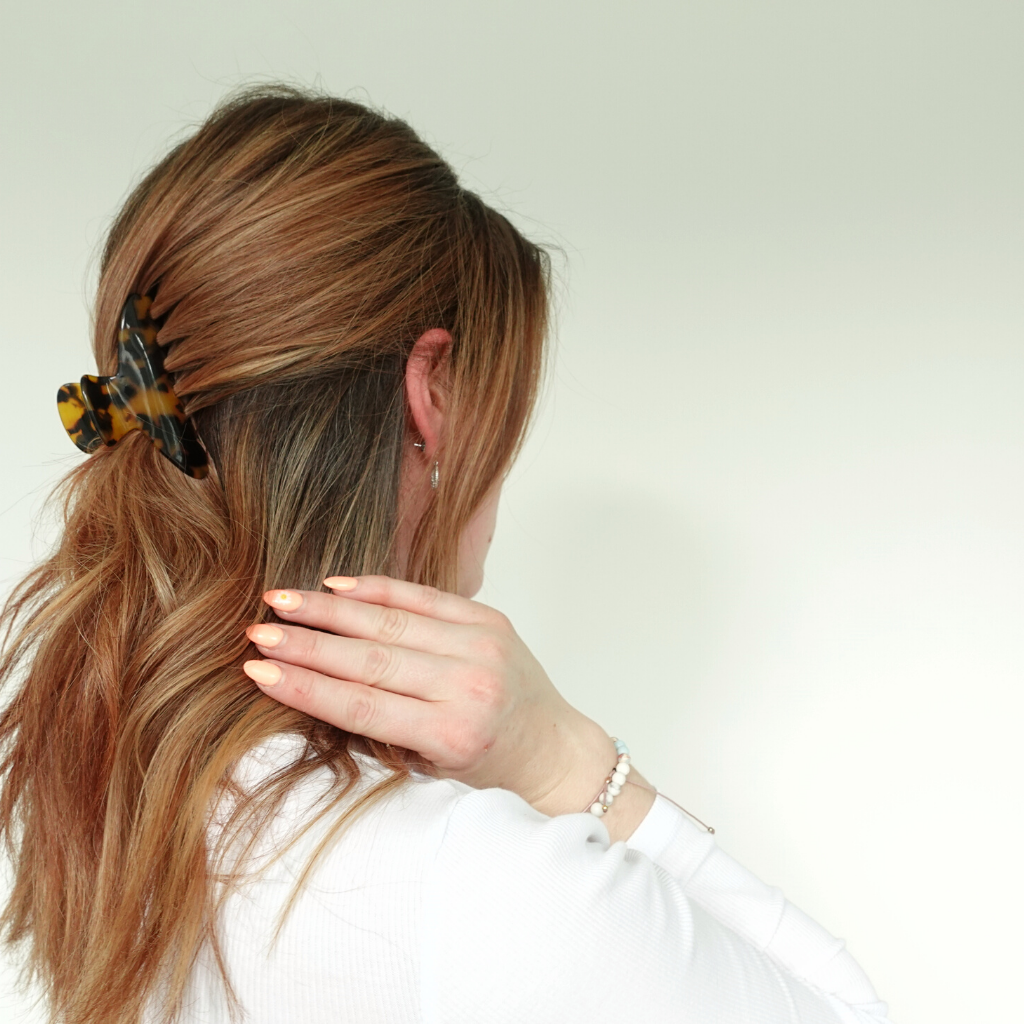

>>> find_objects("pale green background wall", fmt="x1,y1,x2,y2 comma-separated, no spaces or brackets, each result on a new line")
2,2,1022,1021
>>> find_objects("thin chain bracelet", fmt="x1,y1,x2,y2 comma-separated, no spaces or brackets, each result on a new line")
585,737,632,817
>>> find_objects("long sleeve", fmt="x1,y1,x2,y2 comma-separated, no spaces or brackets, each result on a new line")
421,786,892,1024
177,736,893,1024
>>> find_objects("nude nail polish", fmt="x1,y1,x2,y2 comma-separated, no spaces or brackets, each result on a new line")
264,590,303,611
247,624,284,647
243,660,282,687
323,576,358,591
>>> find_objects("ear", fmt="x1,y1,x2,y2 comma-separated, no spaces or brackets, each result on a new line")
404,328,452,457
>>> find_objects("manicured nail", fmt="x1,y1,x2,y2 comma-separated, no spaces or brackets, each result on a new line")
264,590,303,611
323,576,358,591
247,624,284,648
243,660,282,687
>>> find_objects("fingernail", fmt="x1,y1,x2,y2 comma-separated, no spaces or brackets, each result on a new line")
243,660,282,687
323,576,358,591
247,624,284,648
264,590,303,611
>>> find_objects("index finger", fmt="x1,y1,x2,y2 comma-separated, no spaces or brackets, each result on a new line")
320,575,502,626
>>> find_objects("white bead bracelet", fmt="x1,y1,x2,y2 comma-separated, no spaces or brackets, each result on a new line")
586,737,632,816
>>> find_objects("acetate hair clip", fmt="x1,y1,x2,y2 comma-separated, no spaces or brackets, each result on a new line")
56,292,209,479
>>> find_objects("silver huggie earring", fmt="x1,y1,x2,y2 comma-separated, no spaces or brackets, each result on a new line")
413,440,425,450
431,461,439,489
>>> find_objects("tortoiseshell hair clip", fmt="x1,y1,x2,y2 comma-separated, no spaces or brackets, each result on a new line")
57,292,209,479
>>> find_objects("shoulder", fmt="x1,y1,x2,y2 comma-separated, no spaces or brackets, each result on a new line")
425,783,671,908
225,734,677,875
223,733,472,866
223,736,639,908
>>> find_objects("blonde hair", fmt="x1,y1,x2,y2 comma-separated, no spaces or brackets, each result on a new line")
0,86,549,1023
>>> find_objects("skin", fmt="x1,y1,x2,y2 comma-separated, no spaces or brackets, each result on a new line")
243,330,656,843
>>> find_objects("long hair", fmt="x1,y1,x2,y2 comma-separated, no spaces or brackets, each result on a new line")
0,86,549,1024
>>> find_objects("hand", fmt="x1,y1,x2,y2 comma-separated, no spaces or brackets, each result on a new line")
242,575,655,830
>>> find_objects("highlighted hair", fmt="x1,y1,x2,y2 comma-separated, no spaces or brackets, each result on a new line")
0,86,548,1023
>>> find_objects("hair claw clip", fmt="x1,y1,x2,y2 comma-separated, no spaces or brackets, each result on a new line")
57,293,209,479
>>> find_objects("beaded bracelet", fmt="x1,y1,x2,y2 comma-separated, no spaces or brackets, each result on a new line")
586,737,632,817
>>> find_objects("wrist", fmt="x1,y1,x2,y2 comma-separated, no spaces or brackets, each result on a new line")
601,771,657,843
527,713,631,818
533,725,657,843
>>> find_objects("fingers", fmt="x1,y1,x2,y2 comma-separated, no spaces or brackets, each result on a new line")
243,658,441,757
263,586,502,658
246,622,452,700
320,575,500,626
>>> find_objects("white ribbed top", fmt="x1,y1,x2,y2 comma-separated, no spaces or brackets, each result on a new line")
174,734,892,1023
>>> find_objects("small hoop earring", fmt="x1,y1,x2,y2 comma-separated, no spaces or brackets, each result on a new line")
413,440,425,450
431,461,439,489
